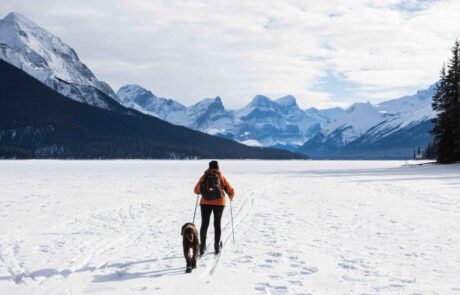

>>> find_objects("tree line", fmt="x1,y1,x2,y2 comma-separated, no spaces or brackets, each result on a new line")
431,41,460,163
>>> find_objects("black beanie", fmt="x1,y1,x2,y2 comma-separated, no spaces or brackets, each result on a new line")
209,160,219,170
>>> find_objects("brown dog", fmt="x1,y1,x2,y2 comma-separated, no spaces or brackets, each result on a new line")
181,222,200,273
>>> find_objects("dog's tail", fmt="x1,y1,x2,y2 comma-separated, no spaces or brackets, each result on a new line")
185,233,194,243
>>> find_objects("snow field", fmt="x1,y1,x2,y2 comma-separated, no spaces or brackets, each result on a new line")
0,160,459,294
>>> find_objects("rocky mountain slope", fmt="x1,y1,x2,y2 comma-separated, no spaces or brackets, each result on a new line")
0,12,119,109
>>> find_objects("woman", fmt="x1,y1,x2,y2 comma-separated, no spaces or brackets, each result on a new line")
194,160,235,255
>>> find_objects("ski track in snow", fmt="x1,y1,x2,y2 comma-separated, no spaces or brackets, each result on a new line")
0,160,459,294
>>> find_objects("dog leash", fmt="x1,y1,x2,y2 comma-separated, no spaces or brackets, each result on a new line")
192,194,199,224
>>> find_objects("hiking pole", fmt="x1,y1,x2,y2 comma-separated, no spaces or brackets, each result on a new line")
192,194,199,224
230,199,235,244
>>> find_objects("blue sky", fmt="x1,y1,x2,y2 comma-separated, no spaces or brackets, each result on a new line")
313,71,362,105
1,0,460,109
392,0,438,12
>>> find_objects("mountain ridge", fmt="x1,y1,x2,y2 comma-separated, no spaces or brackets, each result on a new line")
117,82,436,159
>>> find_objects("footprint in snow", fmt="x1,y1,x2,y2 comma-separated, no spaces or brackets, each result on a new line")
258,264,273,268
300,266,319,275
289,280,303,286
255,282,288,293
232,255,253,264
267,252,282,257
338,263,356,270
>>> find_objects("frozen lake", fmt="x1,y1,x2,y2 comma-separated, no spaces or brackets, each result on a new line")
0,160,459,294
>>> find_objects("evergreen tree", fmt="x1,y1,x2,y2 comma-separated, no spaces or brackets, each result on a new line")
447,41,460,161
431,41,460,163
423,141,436,160
456,44,460,159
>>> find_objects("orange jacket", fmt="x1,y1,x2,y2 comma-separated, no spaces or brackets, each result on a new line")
194,169,235,206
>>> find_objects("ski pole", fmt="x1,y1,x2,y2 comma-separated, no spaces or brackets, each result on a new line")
230,199,235,244
192,194,199,224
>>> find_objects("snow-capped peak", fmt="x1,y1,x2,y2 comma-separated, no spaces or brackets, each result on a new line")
376,83,436,116
0,12,118,108
189,96,225,112
249,95,273,107
276,95,297,107
117,84,156,105
346,101,373,112
116,84,186,121
2,12,36,29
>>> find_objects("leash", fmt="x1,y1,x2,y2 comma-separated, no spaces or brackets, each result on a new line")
230,199,235,244
192,194,199,224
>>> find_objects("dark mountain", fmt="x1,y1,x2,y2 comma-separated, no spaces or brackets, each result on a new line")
0,60,308,159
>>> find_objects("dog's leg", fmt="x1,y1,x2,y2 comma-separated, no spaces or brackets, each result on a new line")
191,242,198,269
183,244,191,268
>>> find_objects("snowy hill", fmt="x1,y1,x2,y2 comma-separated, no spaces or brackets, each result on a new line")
0,12,119,109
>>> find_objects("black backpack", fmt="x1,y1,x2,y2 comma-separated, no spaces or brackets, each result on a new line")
200,171,223,200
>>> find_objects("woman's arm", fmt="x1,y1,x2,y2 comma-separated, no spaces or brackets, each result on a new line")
194,176,204,194
221,175,235,200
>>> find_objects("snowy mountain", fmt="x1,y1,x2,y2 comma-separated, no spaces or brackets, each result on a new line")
232,95,324,146
0,11,436,159
0,12,119,109
117,85,235,135
182,96,234,133
299,84,436,158
118,81,436,158
117,84,186,122
0,59,307,159
117,86,324,147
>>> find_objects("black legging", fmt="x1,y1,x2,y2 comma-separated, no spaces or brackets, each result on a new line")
200,205,224,247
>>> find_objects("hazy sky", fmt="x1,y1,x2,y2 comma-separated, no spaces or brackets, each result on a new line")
1,0,460,109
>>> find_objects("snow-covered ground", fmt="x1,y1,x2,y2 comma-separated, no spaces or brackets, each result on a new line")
0,160,459,294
